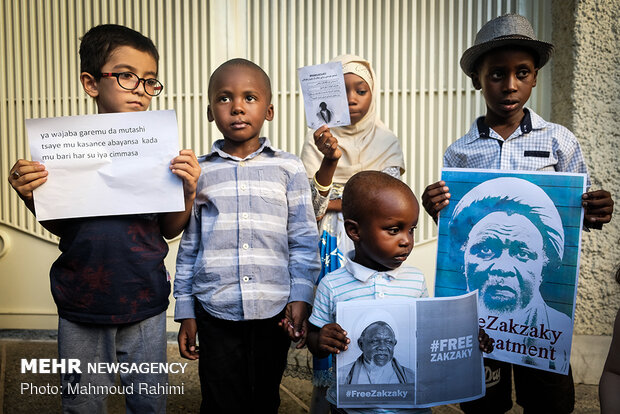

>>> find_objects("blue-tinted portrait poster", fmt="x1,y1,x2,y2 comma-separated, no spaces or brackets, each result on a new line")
435,169,586,375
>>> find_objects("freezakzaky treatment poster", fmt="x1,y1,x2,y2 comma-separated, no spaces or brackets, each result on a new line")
434,168,587,375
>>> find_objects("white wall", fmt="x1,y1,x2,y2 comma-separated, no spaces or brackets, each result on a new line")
0,0,553,330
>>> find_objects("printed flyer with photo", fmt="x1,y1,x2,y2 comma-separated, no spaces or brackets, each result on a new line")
336,292,484,409
298,61,351,129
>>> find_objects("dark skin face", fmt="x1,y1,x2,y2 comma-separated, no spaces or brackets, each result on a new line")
464,212,545,313
307,185,495,360
422,47,613,227
358,324,397,367
207,65,274,158
472,48,538,140
345,187,419,272
345,73,372,125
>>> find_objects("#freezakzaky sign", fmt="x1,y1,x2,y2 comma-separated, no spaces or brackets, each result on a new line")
336,292,484,409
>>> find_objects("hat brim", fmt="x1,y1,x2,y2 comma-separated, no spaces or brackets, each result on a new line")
460,37,554,77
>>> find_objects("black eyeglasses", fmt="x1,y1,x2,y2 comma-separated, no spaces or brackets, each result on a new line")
99,71,164,96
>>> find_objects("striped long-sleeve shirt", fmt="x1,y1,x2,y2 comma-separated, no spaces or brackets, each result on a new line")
174,138,320,321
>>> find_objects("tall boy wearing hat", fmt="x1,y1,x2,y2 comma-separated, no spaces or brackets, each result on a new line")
421,14,614,413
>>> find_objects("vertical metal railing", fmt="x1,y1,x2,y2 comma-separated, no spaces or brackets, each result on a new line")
0,0,552,245
245,0,551,244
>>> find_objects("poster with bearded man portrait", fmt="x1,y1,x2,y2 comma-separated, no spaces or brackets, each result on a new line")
434,169,586,375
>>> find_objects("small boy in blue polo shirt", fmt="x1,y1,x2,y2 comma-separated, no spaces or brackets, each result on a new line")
307,171,493,413
421,14,614,414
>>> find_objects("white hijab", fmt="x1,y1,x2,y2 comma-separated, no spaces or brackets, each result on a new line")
301,54,405,183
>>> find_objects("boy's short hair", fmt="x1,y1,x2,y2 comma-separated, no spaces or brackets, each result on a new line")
79,24,159,76
207,58,272,101
460,14,554,77
342,171,414,222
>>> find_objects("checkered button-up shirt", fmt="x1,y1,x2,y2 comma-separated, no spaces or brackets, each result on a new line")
443,108,590,187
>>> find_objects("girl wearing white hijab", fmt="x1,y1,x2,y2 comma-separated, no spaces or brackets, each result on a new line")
301,54,406,278
300,54,406,412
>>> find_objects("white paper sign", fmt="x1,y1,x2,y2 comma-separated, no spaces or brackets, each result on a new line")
26,110,184,220
298,62,351,129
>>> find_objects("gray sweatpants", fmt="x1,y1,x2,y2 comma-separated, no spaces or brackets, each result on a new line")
58,311,167,414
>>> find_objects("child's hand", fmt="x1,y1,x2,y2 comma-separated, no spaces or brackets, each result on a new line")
313,125,342,161
582,190,614,229
170,149,201,202
478,328,494,354
318,323,350,355
178,318,199,360
280,301,309,348
8,160,48,202
421,180,450,221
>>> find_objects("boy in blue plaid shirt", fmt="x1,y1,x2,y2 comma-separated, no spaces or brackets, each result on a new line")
421,14,614,414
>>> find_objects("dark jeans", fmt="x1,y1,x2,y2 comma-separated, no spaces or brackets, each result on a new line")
330,404,348,413
195,303,291,414
460,359,575,414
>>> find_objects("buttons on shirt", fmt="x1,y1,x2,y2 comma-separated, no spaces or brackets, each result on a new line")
240,184,247,191
240,161,246,167
376,273,386,298
242,212,249,219
242,243,249,250
242,276,250,282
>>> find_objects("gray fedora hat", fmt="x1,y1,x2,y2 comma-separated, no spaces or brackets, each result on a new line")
460,14,554,77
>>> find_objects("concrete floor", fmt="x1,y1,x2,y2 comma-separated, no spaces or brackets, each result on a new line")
0,334,600,413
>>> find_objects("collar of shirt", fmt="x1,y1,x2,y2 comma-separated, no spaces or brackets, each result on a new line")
206,137,282,161
343,251,407,282
465,108,549,144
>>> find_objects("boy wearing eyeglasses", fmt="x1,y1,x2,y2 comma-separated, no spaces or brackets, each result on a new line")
8,24,200,413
